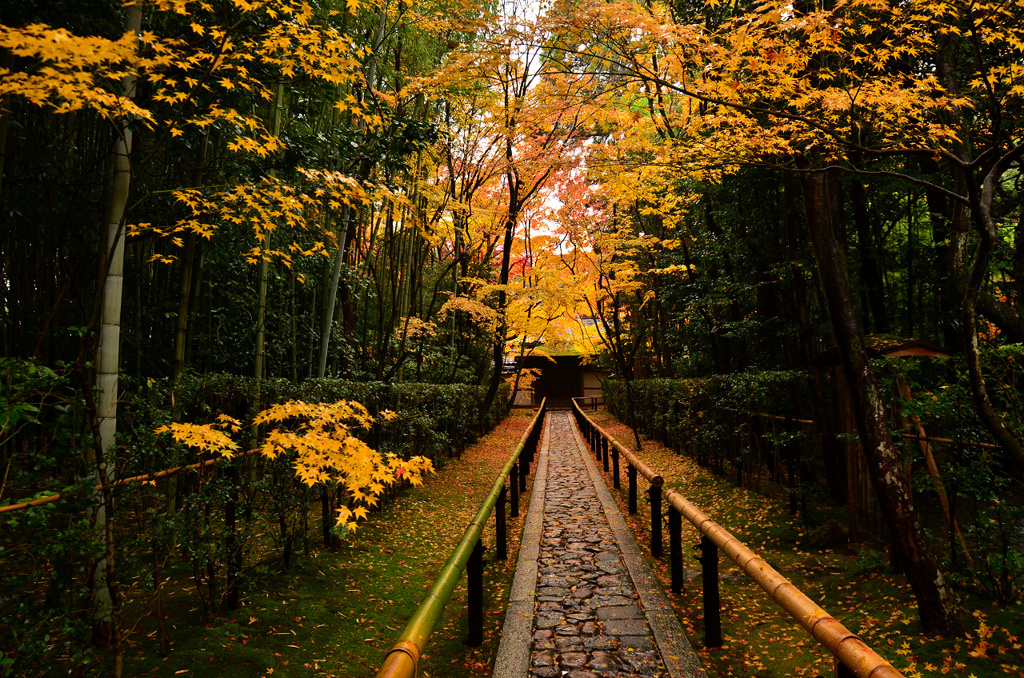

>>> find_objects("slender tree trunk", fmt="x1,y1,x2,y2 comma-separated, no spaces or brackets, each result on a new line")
290,273,298,382
316,10,386,377
964,161,1024,472
1015,207,1024,311
90,5,142,672
849,177,891,333
0,112,8,195
255,83,284,384
173,134,209,381
799,164,964,635
610,292,644,450
173,234,197,381
254,260,270,379
318,206,352,378
481,195,518,419
224,464,242,611
477,206,512,419
0,52,11,195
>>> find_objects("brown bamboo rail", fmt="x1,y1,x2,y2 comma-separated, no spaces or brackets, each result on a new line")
0,448,260,514
375,399,546,678
572,401,662,487
664,487,902,678
571,399,665,554
571,402,904,678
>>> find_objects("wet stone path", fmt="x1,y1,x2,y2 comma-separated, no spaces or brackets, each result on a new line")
529,412,668,678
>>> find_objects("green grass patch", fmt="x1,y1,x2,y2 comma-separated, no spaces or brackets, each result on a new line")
119,409,537,678
589,409,1024,678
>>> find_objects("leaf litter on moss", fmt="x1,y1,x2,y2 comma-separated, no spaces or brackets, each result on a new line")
120,408,539,678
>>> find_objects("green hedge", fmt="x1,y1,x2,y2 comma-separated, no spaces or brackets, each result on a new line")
174,373,512,460
603,372,811,446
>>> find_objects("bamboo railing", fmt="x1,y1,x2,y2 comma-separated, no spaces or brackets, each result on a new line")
571,399,903,678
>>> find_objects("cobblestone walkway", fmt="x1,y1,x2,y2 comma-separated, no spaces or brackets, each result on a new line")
529,412,668,678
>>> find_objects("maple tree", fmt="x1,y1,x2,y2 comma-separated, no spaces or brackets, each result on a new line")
544,0,1024,467
421,1,592,411
157,401,433,532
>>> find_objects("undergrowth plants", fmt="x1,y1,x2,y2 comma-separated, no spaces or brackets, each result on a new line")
158,400,435,532
0,373,511,676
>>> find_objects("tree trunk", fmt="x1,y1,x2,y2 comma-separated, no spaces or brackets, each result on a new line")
1015,207,1024,314
849,177,890,333
964,160,1024,472
480,177,520,420
316,10,387,377
317,205,353,378
173,234,197,381
255,83,284,384
290,273,298,382
799,164,964,635
90,5,142,671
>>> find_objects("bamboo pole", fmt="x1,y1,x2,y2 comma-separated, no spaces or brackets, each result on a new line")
0,449,262,514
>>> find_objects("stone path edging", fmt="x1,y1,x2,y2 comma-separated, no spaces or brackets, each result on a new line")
566,415,706,678
493,415,551,677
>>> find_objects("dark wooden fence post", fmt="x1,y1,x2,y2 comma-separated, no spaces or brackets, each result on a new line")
835,660,856,678
520,449,529,493
496,485,507,561
650,486,662,558
510,463,519,518
528,422,539,463
467,539,484,646
700,535,722,647
670,506,682,593
628,464,637,515
612,446,620,489
602,437,609,472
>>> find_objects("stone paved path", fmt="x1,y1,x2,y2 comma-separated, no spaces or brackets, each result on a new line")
528,412,668,678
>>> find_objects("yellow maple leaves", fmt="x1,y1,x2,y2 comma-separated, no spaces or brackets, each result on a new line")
131,168,364,266
544,0,1010,177
1,0,372,165
154,415,242,458
158,400,434,533
0,24,150,120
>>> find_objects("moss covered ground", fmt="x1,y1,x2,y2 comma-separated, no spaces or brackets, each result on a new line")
119,408,536,678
